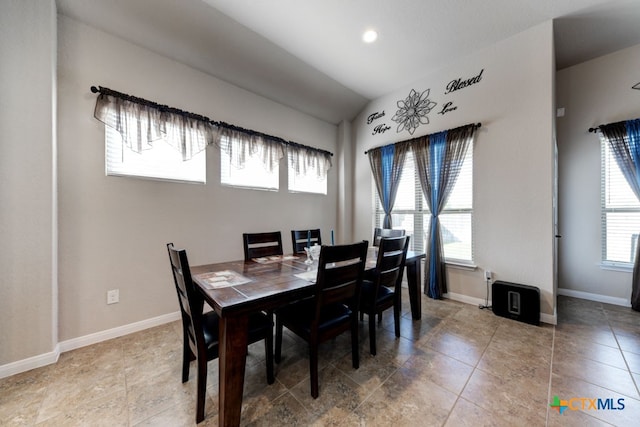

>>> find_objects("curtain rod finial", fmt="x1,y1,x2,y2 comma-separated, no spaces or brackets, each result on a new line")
90,86,99,93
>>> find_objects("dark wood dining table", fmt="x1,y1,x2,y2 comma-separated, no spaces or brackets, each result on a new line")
191,248,425,426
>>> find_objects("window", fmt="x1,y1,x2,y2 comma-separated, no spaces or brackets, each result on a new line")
287,150,328,195
106,126,206,183
373,146,473,263
220,137,279,191
288,160,327,194
601,140,640,265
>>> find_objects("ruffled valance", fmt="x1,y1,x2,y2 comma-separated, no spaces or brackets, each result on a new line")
288,143,332,180
94,92,217,161
217,128,284,173
92,86,332,174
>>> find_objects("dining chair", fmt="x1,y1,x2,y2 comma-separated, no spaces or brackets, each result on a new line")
166,243,274,423
290,229,322,255
360,235,410,355
372,227,406,246
274,240,368,398
243,231,284,261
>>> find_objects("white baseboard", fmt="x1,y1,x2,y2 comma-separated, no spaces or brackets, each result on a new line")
0,311,180,379
445,292,557,325
444,291,487,307
558,288,631,307
540,311,557,325
0,345,60,380
59,311,181,352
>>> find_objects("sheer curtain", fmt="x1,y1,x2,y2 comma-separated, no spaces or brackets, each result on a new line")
288,144,332,180
414,124,476,298
217,128,284,173
93,86,332,181
368,142,410,228
94,92,216,160
600,119,640,311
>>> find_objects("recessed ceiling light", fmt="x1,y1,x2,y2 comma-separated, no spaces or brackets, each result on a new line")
362,29,378,43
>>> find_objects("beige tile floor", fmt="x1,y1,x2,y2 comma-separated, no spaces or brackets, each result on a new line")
1,293,639,426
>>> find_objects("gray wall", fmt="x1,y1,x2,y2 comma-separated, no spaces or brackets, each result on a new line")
557,43,640,305
352,22,557,321
0,0,58,367
56,15,340,343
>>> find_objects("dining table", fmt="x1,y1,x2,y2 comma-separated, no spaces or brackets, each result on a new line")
191,247,425,426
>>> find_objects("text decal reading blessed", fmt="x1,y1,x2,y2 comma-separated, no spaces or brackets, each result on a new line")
445,69,484,94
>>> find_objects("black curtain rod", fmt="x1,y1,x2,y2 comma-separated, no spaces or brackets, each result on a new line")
588,126,601,133
363,122,482,155
90,85,333,157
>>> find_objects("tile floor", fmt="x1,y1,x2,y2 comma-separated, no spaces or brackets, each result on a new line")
1,294,639,426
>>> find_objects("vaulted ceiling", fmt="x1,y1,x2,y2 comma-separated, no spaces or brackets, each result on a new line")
57,0,640,124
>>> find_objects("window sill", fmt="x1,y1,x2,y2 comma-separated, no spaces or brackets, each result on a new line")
600,262,633,273
445,260,477,271
220,183,278,192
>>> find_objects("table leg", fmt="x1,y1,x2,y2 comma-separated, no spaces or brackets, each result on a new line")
406,259,422,319
218,315,249,427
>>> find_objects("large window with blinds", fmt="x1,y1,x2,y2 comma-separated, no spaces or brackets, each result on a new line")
373,146,474,263
601,140,640,265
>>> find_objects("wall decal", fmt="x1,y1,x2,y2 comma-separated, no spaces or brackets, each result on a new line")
391,89,437,135
372,123,391,135
445,69,484,94
367,110,385,124
633,82,640,90
437,101,457,115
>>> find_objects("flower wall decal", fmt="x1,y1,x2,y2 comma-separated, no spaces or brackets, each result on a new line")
391,89,437,135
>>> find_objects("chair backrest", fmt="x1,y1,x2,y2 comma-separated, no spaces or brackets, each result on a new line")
373,228,406,246
291,229,322,255
243,231,284,261
313,241,369,315
167,243,205,358
374,236,410,290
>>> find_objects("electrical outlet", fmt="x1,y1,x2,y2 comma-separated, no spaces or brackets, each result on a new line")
107,289,119,304
484,270,492,280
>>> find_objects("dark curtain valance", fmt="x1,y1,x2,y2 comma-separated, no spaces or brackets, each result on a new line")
91,85,332,172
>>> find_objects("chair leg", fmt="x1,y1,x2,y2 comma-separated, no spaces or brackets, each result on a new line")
368,311,377,356
274,316,283,364
351,314,360,369
394,298,401,338
195,355,207,424
309,339,319,398
181,338,191,383
265,326,275,384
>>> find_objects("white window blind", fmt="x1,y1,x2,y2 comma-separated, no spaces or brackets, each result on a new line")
601,140,640,264
106,125,206,183
373,145,473,262
220,137,279,191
